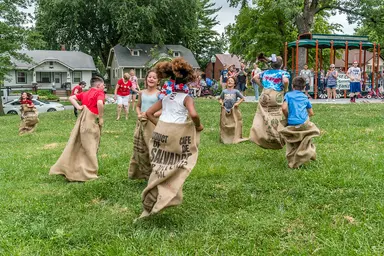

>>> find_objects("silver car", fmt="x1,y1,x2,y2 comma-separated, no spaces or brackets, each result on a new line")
3,99,65,115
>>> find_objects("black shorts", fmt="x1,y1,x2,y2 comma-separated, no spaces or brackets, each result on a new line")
305,83,310,91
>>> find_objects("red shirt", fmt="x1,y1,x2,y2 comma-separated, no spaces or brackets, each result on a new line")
76,88,105,115
71,85,83,96
116,78,132,96
20,99,33,105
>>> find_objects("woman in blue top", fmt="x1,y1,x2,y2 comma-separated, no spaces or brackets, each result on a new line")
249,55,290,149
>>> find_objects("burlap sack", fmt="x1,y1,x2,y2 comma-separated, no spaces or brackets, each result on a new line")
128,118,156,180
249,89,285,149
278,120,320,168
139,120,200,218
220,106,248,144
49,107,101,181
19,105,39,135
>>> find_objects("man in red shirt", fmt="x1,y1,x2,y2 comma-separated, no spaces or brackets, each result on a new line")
71,81,87,117
114,73,132,120
50,77,105,182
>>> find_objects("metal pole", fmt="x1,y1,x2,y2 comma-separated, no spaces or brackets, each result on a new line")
296,40,299,76
315,40,318,99
373,43,376,89
330,41,334,64
344,41,348,98
377,44,380,90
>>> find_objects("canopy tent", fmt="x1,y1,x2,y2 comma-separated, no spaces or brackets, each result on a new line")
284,33,380,99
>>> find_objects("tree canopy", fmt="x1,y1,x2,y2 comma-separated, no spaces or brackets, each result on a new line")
35,0,224,71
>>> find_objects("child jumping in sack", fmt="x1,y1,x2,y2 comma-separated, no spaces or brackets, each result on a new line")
279,76,320,168
138,57,203,218
219,77,247,144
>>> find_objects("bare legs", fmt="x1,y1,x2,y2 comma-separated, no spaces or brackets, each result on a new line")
116,104,129,120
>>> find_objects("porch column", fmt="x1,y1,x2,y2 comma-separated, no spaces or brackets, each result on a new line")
67,71,71,83
32,70,37,83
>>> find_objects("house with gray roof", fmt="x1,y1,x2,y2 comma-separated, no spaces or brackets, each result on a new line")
4,50,97,91
107,44,200,86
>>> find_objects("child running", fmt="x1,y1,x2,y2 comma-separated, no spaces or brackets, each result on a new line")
128,69,160,180
219,77,246,144
138,57,203,219
279,76,320,168
50,76,105,181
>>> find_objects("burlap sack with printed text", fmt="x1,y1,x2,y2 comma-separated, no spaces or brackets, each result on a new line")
128,118,156,180
19,105,39,135
139,120,200,218
220,106,248,144
249,89,285,149
278,120,320,168
49,107,100,181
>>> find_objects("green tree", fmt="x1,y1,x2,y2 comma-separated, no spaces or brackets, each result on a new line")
35,0,203,72
227,0,383,67
0,0,34,116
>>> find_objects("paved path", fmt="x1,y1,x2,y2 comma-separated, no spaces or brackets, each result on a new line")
244,96,384,104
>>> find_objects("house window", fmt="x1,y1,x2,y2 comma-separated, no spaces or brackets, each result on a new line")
132,50,140,56
40,72,51,83
73,71,82,83
49,61,54,66
135,68,141,79
173,52,180,57
16,71,27,84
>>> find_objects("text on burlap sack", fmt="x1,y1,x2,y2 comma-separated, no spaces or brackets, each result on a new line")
151,132,193,178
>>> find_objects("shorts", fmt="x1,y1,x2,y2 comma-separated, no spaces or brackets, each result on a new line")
130,89,137,95
350,82,361,93
327,84,336,89
305,83,310,91
117,95,129,106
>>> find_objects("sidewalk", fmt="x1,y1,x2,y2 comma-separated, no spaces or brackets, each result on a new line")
244,96,384,104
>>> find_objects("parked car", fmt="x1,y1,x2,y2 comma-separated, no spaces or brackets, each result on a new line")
3,99,65,115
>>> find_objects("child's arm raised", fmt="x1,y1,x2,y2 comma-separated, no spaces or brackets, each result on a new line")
146,100,162,125
184,96,203,131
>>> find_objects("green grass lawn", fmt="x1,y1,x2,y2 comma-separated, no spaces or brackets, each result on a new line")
1,100,384,255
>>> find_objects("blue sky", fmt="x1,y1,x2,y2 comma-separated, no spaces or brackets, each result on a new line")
213,0,357,35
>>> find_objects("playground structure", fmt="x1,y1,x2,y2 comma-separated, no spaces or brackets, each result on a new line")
284,34,381,99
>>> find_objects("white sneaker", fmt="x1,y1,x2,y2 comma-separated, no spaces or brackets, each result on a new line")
326,99,329,102
332,99,335,102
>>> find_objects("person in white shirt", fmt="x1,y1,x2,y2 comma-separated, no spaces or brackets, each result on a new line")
347,60,362,103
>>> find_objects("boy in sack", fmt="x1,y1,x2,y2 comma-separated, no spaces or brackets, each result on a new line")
50,76,105,181
279,76,320,168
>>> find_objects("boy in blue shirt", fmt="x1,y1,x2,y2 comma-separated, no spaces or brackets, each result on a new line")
282,76,313,125
279,76,320,168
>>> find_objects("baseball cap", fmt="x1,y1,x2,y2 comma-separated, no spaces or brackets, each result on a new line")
353,60,358,64
79,81,86,85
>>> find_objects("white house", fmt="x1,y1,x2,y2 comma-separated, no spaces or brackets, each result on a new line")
5,50,97,91
106,44,200,86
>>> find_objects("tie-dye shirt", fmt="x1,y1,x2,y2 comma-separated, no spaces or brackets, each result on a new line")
259,69,290,92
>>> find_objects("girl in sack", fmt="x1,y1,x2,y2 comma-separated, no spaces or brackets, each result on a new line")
219,77,247,144
128,69,161,180
137,57,203,218
19,92,39,135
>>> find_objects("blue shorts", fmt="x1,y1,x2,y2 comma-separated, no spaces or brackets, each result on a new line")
130,90,137,95
327,84,336,89
305,83,310,91
350,82,361,93
238,83,246,92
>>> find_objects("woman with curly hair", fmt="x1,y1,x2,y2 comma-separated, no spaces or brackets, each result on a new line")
138,57,203,219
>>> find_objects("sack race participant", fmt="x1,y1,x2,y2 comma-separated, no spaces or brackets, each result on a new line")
19,92,39,135
279,76,320,168
49,77,105,181
129,70,160,180
114,73,132,120
138,58,204,218
250,55,290,149
219,77,247,144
